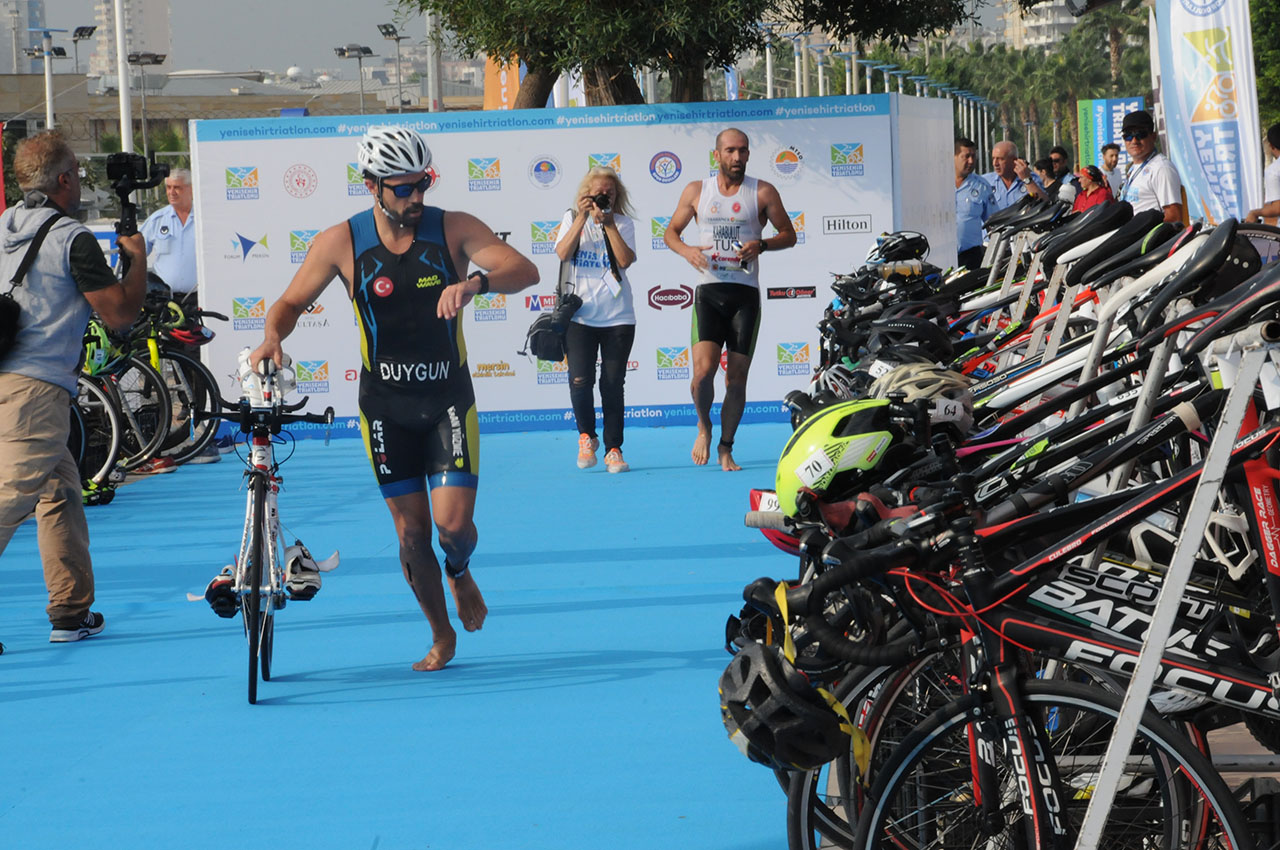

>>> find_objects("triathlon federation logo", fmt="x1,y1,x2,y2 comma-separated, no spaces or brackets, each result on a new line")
295,360,330,394
649,151,682,184
588,152,621,172
528,156,562,189
289,229,319,263
283,164,318,198
777,342,811,376
830,144,865,177
536,358,569,384
471,293,507,322
232,297,266,330
770,147,804,181
226,232,269,262
346,163,368,196
525,294,557,311
651,216,671,250
468,158,502,191
225,167,260,200
657,346,691,380
530,220,562,255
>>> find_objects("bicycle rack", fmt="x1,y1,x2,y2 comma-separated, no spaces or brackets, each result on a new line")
1076,324,1276,848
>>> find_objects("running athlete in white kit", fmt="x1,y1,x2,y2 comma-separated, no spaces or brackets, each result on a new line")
663,128,796,471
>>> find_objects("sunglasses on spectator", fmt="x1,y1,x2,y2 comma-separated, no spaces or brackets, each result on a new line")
382,175,433,197
1123,130,1151,142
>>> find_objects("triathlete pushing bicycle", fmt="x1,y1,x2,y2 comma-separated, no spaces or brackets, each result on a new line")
248,126,539,671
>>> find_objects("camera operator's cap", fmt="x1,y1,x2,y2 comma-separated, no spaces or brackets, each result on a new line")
357,125,432,179
1121,110,1155,134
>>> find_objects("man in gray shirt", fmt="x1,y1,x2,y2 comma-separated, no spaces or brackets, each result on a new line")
0,133,147,647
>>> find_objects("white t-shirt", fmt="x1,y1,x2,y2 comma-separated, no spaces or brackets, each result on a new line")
555,211,637,327
1265,157,1280,205
1102,166,1123,199
1121,151,1182,215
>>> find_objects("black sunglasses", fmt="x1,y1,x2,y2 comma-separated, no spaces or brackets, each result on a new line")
382,175,433,198
1123,130,1151,142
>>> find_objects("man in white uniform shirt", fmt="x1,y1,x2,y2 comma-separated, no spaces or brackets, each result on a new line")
1118,110,1183,223
139,169,197,311
664,128,795,471
1245,124,1280,224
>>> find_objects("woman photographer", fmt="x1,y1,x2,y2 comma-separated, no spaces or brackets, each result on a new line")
553,166,638,473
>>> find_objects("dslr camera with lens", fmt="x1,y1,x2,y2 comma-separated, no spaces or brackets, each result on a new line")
591,192,611,213
549,291,583,333
106,151,170,275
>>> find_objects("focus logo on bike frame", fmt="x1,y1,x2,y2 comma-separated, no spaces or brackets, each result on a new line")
647,285,693,310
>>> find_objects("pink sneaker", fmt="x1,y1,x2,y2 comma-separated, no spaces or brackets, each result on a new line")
577,433,599,469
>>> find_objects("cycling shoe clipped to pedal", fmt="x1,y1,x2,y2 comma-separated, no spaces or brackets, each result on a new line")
284,540,339,601
203,566,238,618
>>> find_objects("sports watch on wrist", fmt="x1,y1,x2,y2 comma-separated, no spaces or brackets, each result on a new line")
468,271,490,294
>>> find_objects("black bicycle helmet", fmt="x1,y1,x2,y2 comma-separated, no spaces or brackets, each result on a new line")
718,642,848,771
867,231,930,264
863,316,954,363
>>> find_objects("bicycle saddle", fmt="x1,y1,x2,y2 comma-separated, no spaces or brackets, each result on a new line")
983,193,1042,232
1089,221,1200,291
1136,219,1240,334
1038,202,1135,272
1030,201,1108,254
1011,200,1073,234
1070,210,1167,287
1178,259,1280,357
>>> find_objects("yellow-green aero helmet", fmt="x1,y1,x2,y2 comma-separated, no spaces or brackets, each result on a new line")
775,398,904,518
81,318,120,377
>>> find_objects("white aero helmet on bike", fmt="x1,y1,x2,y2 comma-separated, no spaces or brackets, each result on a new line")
357,126,432,179
808,363,861,401
868,363,974,434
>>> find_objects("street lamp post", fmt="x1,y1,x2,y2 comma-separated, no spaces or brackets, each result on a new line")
71,25,95,74
127,51,166,161
877,63,897,94
26,28,66,130
808,43,831,97
377,23,407,113
334,44,376,114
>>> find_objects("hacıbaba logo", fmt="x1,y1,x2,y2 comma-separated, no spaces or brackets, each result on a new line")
647,285,693,310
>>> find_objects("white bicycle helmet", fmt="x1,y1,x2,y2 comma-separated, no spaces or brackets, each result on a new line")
869,363,974,434
357,126,432,179
808,363,860,401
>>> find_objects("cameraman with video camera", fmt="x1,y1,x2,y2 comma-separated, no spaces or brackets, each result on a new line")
554,166,638,474
0,132,147,647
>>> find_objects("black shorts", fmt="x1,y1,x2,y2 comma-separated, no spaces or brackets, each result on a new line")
358,382,479,498
692,283,761,357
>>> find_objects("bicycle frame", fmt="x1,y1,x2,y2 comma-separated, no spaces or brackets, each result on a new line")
236,433,284,642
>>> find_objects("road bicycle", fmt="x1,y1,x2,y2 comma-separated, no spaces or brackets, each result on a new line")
195,350,338,704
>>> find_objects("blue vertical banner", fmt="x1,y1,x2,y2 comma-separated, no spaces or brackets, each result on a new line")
725,67,739,101
1153,0,1262,221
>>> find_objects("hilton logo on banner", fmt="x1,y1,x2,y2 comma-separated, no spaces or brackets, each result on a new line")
648,285,693,310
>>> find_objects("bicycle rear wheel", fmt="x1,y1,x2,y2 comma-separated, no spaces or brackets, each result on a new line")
261,613,274,681
854,680,1252,850
109,356,172,470
71,376,122,486
156,350,219,464
243,473,266,705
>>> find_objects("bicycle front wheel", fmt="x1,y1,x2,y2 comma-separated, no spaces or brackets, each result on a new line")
156,350,219,464
71,376,122,486
243,473,266,705
854,680,1252,850
110,356,172,470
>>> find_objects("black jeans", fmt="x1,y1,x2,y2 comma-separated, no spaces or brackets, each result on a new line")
565,322,635,452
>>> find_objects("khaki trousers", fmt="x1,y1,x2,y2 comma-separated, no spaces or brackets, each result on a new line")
0,372,94,626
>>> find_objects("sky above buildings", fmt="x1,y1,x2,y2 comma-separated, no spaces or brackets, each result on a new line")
58,0,425,77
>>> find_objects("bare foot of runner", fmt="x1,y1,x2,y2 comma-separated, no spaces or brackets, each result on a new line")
448,571,488,632
692,428,711,465
412,633,456,671
718,442,742,472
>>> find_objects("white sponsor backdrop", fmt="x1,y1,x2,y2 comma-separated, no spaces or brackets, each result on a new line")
189,95,953,435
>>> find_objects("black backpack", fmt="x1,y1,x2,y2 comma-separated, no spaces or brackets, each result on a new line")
518,313,565,362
